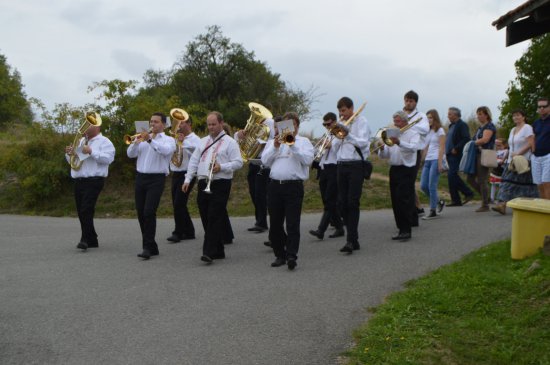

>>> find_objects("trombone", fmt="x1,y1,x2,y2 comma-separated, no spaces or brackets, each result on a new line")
369,116,423,153
331,102,367,139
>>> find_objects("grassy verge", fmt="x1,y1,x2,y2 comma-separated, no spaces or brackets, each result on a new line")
344,240,550,365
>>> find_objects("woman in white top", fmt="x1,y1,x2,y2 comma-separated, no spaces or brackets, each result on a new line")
420,109,446,219
492,109,539,214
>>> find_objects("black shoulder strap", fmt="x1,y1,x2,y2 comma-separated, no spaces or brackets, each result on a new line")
200,133,226,158
354,146,365,161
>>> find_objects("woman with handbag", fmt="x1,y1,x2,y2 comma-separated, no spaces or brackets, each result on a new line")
420,109,446,219
467,106,496,212
492,110,538,215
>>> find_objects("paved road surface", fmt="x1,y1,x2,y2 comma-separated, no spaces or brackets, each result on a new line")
0,206,511,364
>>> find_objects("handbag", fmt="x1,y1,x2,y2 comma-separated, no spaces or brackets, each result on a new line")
480,149,498,168
354,146,373,180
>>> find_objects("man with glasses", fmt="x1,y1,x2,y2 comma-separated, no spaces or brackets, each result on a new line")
309,112,345,240
532,97,550,199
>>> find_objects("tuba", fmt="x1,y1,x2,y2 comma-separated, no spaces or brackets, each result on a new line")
169,108,190,167
370,116,423,153
238,102,273,162
69,112,102,170
331,102,367,139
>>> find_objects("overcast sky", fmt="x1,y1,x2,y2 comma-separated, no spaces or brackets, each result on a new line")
0,0,529,135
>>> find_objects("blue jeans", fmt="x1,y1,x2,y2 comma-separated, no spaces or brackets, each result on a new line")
420,159,440,210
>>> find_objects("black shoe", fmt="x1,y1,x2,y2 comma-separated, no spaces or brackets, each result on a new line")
463,195,474,205
180,234,196,240
352,242,360,251
437,199,445,213
309,229,324,240
263,241,272,247
76,241,88,250
87,243,98,248
151,250,159,256
329,228,345,238
166,234,181,243
287,258,297,270
211,253,226,260
391,232,411,241
447,202,462,207
200,255,213,264
417,208,425,216
137,250,151,260
422,210,438,220
248,225,267,233
339,242,353,254
271,257,286,267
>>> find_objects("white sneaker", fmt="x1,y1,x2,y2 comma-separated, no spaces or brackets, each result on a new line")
422,211,439,220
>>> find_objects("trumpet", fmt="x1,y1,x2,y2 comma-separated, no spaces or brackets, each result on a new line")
276,127,295,146
331,102,367,139
203,152,217,194
123,128,152,145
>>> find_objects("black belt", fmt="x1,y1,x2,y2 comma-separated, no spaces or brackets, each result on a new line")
74,176,104,181
137,172,165,177
337,160,362,165
271,179,303,184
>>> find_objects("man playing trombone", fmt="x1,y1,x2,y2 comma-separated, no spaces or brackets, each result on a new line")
183,111,243,264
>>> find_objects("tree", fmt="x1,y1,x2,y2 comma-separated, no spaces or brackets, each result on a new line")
0,53,32,126
500,34,550,133
171,26,315,128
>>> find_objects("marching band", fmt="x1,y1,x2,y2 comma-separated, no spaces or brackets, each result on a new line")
63,94,449,268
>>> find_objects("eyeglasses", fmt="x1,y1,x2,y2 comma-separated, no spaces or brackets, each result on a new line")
537,105,549,109
322,122,332,127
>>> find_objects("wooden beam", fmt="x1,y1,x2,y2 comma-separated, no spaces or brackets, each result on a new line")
506,15,550,46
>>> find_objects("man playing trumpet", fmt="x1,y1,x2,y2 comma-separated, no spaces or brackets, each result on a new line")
261,112,314,270
183,111,243,264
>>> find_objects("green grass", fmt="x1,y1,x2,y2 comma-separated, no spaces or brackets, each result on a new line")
345,240,550,365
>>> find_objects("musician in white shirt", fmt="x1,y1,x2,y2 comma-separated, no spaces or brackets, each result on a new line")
127,112,176,260
65,124,115,251
167,116,201,243
183,111,243,264
261,112,314,270
309,112,345,240
378,111,422,241
332,97,371,254
403,90,430,222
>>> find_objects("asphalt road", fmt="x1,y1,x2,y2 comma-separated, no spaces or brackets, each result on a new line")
0,205,511,365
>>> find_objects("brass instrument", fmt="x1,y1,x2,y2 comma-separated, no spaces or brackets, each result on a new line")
69,112,102,170
277,128,295,146
331,102,367,139
169,108,190,167
123,129,152,145
370,116,423,153
313,131,334,162
238,102,273,162
203,152,217,194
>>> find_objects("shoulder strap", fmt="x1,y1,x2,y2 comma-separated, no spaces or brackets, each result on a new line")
200,133,225,158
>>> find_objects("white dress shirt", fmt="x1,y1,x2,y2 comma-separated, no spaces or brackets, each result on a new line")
407,109,430,149
65,133,115,178
378,128,421,167
170,132,201,172
333,115,371,161
319,137,338,169
127,132,176,175
185,132,243,183
261,135,314,181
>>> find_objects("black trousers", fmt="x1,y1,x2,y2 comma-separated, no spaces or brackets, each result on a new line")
74,177,104,245
268,180,304,260
389,165,416,234
197,179,232,257
247,164,270,228
410,150,422,225
135,173,165,253
318,164,343,233
337,162,364,244
171,171,195,238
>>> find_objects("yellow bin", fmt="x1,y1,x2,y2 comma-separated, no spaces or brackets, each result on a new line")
507,198,550,259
